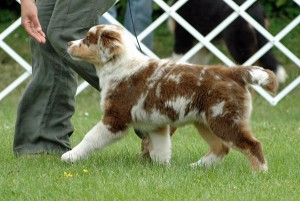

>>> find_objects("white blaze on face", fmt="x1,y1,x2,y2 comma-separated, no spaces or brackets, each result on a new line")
72,39,82,46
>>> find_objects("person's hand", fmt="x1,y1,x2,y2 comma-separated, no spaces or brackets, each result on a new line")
21,0,46,44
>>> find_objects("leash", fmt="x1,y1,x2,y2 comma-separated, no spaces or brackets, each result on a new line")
128,0,145,139
127,0,143,53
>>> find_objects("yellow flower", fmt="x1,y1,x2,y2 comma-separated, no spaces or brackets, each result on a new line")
64,171,73,177
83,169,89,173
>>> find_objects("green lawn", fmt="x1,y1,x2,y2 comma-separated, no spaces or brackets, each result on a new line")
1,86,300,200
1,15,300,200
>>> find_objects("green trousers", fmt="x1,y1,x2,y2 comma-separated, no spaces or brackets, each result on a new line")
13,0,116,156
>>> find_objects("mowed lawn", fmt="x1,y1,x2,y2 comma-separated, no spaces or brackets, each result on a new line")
1,15,300,200
1,85,300,200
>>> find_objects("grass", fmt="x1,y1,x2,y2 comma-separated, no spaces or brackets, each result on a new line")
1,14,300,200
1,86,300,200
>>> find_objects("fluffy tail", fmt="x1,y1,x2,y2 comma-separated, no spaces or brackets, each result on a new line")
234,66,278,94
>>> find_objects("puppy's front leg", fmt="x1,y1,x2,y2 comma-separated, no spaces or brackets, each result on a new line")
61,121,127,163
148,126,172,165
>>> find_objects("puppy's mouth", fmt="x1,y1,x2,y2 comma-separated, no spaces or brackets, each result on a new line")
69,54,82,61
67,48,83,61
67,41,85,61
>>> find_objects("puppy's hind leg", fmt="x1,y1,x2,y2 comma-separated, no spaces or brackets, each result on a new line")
148,126,172,165
191,122,229,167
209,119,267,172
234,129,268,172
61,121,128,163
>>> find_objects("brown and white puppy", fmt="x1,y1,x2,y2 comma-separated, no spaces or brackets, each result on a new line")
62,24,278,172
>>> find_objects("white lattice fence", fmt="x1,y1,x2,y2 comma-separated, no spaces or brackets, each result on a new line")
1,0,299,105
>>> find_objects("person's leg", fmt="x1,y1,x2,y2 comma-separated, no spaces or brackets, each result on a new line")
124,0,153,50
13,0,76,155
13,0,116,156
47,0,115,90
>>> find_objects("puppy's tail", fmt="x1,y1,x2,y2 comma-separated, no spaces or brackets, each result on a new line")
234,66,278,94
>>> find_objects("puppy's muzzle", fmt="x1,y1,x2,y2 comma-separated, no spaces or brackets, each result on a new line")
67,42,73,47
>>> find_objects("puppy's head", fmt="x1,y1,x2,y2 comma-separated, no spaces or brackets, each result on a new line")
67,24,125,66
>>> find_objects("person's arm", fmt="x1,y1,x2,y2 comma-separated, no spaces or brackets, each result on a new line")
21,0,46,43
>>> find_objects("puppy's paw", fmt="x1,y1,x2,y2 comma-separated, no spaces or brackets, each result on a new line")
149,150,171,165
190,153,223,168
259,163,268,173
190,159,216,168
61,150,86,163
190,158,206,168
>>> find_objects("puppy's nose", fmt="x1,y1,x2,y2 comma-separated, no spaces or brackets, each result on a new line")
67,42,73,47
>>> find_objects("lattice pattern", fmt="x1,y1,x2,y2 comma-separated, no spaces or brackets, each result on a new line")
1,0,299,105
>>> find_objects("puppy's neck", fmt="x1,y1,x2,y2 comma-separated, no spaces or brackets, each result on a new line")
96,49,148,89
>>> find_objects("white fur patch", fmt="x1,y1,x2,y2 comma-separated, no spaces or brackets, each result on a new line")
223,141,234,148
211,101,225,118
131,94,171,130
165,96,193,120
227,83,233,88
155,83,162,97
149,130,171,164
250,67,269,85
190,152,223,167
61,121,126,163
131,94,148,122
148,67,165,89
89,26,98,34
72,39,82,46
260,162,268,172
200,68,206,76
167,74,182,84
214,75,221,80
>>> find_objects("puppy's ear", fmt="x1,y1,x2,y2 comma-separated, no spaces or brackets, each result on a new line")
99,29,123,63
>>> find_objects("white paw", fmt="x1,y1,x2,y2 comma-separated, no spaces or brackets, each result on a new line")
190,153,223,167
61,150,86,163
259,162,268,173
149,150,171,165
190,158,210,168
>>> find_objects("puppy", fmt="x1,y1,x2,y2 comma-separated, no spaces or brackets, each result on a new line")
62,24,278,172
169,0,287,83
